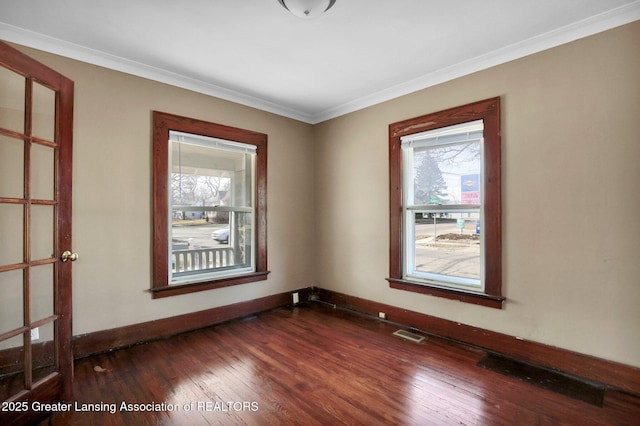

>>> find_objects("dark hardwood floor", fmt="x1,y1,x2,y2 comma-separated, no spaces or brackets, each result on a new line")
40,302,639,425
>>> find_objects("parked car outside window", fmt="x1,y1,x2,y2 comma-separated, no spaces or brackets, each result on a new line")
211,227,229,244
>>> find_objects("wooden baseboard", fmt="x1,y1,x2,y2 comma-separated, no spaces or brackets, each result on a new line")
24,285,637,397
314,287,640,396
72,287,312,359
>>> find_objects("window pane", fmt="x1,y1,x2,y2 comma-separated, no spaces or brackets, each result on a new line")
409,212,481,287
411,141,482,206
170,134,253,208
171,211,254,282
404,120,484,289
169,132,255,285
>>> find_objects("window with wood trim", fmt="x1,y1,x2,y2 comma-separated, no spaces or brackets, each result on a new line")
387,98,504,308
152,112,268,298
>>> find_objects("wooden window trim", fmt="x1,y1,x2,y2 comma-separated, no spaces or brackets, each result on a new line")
151,111,269,298
387,97,504,309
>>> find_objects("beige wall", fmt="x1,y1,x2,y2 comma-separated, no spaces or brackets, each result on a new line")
314,21,640,367
10,44,316,335
6,20,639,367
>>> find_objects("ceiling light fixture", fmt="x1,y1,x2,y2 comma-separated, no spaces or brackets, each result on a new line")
278,0,336,19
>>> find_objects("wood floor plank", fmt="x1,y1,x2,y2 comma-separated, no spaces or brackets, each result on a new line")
38,302,639,425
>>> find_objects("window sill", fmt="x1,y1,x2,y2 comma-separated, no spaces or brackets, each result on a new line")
387,277,504,309
151,271,270,299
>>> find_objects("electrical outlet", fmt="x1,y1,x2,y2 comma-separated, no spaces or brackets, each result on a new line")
292,292,299,304
31,327,39,341
378,312,387,320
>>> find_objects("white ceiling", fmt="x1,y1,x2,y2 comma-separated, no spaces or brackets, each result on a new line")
1,0,638,123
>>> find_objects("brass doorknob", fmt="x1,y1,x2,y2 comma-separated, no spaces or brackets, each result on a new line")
61,251,79,262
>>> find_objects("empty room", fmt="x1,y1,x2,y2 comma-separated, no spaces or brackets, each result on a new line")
1,1,639,424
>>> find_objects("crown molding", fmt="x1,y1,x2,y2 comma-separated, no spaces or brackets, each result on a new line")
0,22,315,123
1,1,638,125
312,1,640,123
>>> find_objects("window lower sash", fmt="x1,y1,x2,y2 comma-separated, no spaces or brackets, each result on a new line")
171,264,254,286
404,271,481,291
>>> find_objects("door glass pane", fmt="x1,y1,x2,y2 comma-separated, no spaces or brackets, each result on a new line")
31,264,54,321
32,321,56,383
0,66,25,133
31,204,54,261
0,204,24,265
31,143,55,200
32,82,56,141
0,270,24,335
0,135,24,198
0,333,26,401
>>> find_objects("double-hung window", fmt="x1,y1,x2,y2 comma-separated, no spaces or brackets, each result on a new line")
152,112,268,298
388,98,503,308
402,120,484,289
168,131,255,284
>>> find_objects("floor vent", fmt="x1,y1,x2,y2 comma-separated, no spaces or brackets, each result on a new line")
393,329,426,344
477,353,605,407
